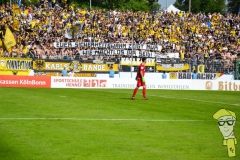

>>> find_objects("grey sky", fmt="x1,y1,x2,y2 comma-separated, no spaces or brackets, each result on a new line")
158,0,176,10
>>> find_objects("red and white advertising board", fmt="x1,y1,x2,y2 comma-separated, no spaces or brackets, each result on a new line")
51,77,107,88
0,76,51,88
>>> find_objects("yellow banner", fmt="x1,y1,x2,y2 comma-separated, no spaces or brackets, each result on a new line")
35,72,95,77
12,4,21,14
156,63,189,71
33,60,68,71
0,57,32,71
81,63,118,72
0,70,31,76
120,58,155,66
33,60,119,72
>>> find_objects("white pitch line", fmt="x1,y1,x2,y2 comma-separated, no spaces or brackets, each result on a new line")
108,91,240,106
0,118,210,122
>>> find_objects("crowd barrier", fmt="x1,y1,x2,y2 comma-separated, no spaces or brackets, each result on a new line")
0,76,239,91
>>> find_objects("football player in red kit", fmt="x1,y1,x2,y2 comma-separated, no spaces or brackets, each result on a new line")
132,57,147,100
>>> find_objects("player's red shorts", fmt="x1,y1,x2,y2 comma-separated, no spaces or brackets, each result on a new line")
137,79,146,87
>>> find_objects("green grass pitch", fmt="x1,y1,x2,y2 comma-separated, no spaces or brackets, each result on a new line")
0,87,239,160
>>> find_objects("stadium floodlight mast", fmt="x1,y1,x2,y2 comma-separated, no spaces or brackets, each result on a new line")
189,0,191,12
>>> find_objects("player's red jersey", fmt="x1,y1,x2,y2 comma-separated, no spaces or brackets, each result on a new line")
137,63,146,79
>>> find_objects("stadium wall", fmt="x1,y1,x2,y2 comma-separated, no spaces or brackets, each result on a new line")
0,76,239,91
50,77,240,91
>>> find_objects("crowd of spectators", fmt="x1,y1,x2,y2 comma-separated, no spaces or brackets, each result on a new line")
0,0,240,73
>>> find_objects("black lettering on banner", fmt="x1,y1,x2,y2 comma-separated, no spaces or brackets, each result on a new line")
133,50,136,56
178,73,191,79
54,42,161,51
59,43,63,48
197,73,202,79
109,50,113,55
98,50,102,55
97,42,100,48
148,52,152,57
95,50,99,55
92,42,96,48
120,50,124,55
101,43,104,48
128,44,132,49
117,50,121,55
75,42,78,47
83,50,87,55
179,73,183,79
183,73,186,79
115,43,119,49
202,73,206,79
206,74,210,79
213,73,216,79
134,44,140,49
142,52,146,57
146,44,150,50
209,74,213,80
145,52,149,57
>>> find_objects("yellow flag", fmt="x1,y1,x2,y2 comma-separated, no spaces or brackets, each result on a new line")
6,47,12,53
4,28,16,50
22,46,28,55
13,19,20,31
12,4,21,15
30,21,36,28
70,4,74,11
24,9,28,15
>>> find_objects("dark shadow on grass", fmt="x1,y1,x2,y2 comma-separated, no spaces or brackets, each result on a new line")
120,98,149,100
120,98,133,100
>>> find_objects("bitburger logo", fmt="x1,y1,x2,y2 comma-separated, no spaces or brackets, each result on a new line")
69,61,82,72
205,81,213,90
